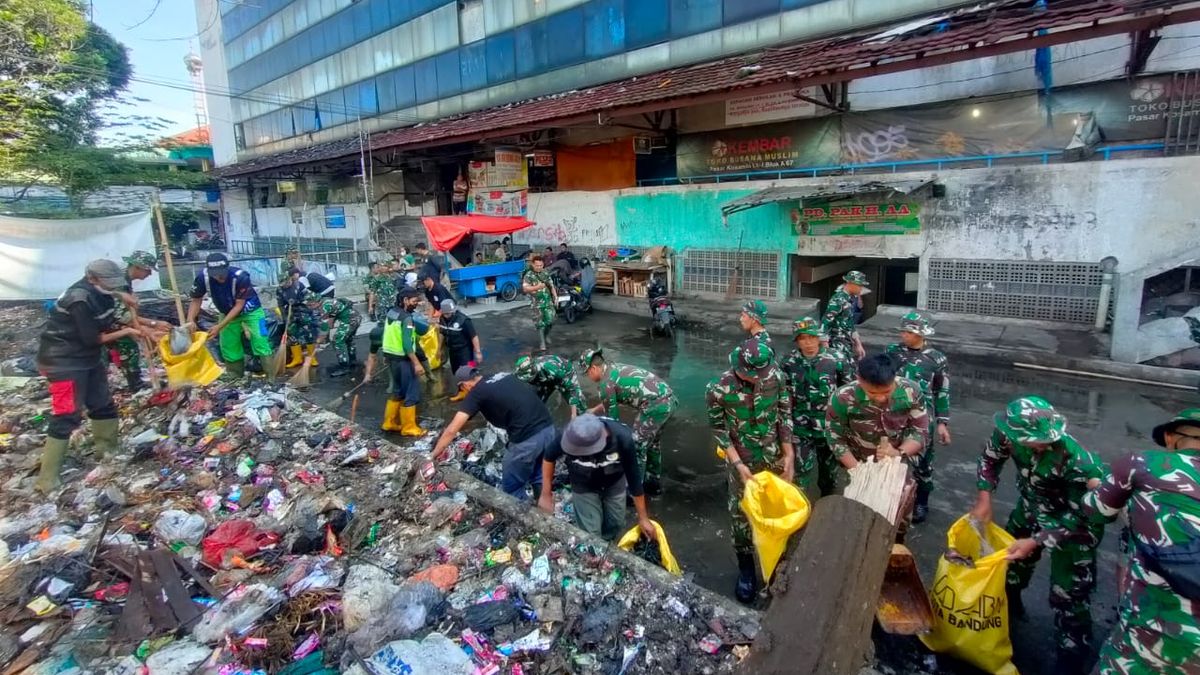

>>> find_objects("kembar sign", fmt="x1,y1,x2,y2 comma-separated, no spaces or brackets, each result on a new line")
791,201,920,236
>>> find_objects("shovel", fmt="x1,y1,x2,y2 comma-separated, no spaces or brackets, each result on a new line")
264,306,293,382
876,543,935,635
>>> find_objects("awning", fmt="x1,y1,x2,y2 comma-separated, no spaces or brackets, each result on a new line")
720,179,935,218
420,215,533,252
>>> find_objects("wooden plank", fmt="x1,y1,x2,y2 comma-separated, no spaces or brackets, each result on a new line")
169,550,221,598
149,549,202,625
114,555,151,644
739,496,896,675
137,550,177,631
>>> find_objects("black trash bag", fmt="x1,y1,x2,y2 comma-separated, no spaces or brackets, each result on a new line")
463,600,520,632
628,534,664,568
578,595,625,645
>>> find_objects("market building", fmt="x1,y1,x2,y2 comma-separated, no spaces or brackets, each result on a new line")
195,0,1200,367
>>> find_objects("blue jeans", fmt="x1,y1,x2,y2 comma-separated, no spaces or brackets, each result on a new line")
501,424,556,499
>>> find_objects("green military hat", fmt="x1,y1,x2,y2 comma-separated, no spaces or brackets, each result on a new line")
579,347,603,370
1152,408,1200,447
515,355,534,378
843,270,869,286
303,291,324,305
741,299,768,324
731,338,774,380
122,250,157,270
995,396,1066,444
899,310,934,336
792,317,822,338
286,245,300,254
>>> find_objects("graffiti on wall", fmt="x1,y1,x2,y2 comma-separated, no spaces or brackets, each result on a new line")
516,193,617,247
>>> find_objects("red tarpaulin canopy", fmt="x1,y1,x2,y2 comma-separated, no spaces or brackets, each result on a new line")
420,215,533,252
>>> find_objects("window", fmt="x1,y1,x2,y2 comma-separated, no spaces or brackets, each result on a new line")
436,50,462,97
295,99,320,133
394,65,417,109
351,3,373,42
781,0,822,8
414,58,438,104
459,0,485,44
585,0,626,59
376,71,399,111
626,0,669,48
514,21,548,78
460,41,487,91
546,8,584,69
723,0,776,25
388,0,413,24
318,88,348,127
354,80,379,115
670,0,721,38
485,32,516,85
234,123,246,150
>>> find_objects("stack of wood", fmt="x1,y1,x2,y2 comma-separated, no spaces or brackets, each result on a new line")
618,277,648,297
843,454,911,525
595,267,615,291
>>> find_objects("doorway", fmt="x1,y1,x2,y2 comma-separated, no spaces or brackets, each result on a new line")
789,255,919,321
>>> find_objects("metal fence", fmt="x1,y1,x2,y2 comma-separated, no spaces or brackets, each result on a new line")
229,237,374,267
926,259,1102,323
680,249,780,298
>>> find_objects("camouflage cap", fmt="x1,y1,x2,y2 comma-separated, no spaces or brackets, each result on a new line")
122,250,157,270
995,396,1067,445
286,246,300,254
792,317,822,338
899,310,934,336
514,355,534,378
1152,408,1200,447
741,299,768,324
278,271,293,283
579,347,604,370
304,291,324,304
731,338,774,380
843,270,869,286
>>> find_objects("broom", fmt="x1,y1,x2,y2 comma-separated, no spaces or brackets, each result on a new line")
264,306,293,382
290,335,318,389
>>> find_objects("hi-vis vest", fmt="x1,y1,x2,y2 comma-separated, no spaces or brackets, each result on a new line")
381,308,413,356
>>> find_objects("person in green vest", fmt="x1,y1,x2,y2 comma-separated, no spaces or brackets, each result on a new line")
379,288,429,436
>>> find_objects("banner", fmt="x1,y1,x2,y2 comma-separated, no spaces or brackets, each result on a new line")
676,117,840,178
792,201,921,236
0,211,162,300
468,189,527,217
725,88,821,126
1050,74,1200,142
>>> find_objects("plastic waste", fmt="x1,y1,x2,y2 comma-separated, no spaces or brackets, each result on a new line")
739,471,810,581
347,581,444,654
463,599,520,632
408,564,459,592
616,521,682,576
345,633,473,675
159,330,224,386
153,510,207,546
145,638,211,675
579,595,625,645
200,520,279,568
191,584,283,644
342,564,401,632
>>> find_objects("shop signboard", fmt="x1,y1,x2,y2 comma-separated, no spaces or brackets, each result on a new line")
675,118,840,178
791,201,920,236
725,88,820,126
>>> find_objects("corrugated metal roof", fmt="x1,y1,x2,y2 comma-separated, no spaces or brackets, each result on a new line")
720,179,935,216
218,0,1185,178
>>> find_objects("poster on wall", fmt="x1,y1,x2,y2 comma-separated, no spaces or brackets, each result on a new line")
675,117,840,178
792,201,921,236
491,148,529,189
470,190,527,217
725,88,821,126
1050,74,1200,142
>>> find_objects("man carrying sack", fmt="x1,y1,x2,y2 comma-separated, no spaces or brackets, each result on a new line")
186,252,272,379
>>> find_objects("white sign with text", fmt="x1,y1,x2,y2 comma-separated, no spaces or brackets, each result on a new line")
725,89,820,126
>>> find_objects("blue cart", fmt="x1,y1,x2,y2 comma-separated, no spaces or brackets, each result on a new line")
448,260,526,302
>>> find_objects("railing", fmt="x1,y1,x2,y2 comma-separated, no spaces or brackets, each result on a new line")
636,143,1168,187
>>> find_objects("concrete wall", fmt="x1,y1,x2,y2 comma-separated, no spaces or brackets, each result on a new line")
196,0,238,167
223,190,371,245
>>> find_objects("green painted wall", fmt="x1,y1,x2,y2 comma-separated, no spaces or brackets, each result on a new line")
614,189,795,298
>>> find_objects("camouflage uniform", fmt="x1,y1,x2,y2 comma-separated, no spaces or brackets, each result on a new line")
515,354,587,414
522,268,556,330
741,300,774,360
977,397,1108,658
825,378,929,463
706,340,793,554
822,270,868,361
278,250,299,278
598,363,676,482
112,252,158,388
886,312,950,495
781,318,851,497
365,272,398,320
314,295,361,367
276,281,317,347
1083,409,1200,675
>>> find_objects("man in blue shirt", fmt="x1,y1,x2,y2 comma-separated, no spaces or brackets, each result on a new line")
186,252,272,378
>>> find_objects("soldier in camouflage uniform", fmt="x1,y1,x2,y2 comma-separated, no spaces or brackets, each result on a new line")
1083,409,1200,675
822,270,869,363
307,292,361,378
886,311,951,523
826,353,929,468
111,251,161,390
781,317,851,498
739,299,774,358
522,257,556,350
276,271,318,367
581,347,676,495
515,353,587,415
972,396,1108,672
278,246,301,278
365,261,398,322
706,337,794,603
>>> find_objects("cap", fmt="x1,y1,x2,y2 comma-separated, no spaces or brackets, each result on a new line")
1152,408,1200,447
86,259,126,291
792,317,822,338
454,365,480,383
741,299,768,324
514,355,533,379
277,271,292,283
400,287,421,300
899,310,935,336
579,347,603,370
440,299,456,314
561,414,607,457
731,338,774,380
995,396,1067,445
843,270,869,286
304,291,323,304
122,250,157,270
205,252,230,270
286,246,299,254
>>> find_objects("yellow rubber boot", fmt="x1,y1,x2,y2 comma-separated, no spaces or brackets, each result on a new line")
35,437,69,495
381,400,403,432
285,345,304,368
400,405,425,437
305,344,318,366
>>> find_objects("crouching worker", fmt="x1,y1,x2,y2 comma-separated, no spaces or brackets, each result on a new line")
186,252,272,378
36,260,147,493
539,414,656,541
380,288,428,435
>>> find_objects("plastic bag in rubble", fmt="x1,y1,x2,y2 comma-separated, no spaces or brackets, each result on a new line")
192,583,283,644
153,510,207,546
0,504,58,539
144,638,211,675
345,633,473,675
347,581,445,655
342,565,401,632
464,599,521,632
169,326,193,355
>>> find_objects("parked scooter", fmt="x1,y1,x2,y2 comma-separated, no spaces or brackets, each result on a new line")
647,275,676,337
552,268,591,323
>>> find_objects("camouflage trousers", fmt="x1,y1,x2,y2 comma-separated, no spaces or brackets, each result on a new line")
903,425,937,494
531,294,555,330
1098,580,1200,675
112,336,142,379
727,454,784,556
633,396,676,482
792,434,831,501
331,314,362,366
828,334,857,364
287,308,318,347
1006,498,1099,655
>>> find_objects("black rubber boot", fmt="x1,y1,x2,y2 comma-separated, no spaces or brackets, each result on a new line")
735,552,758,604
912,486,930,523
1006,583,1026,619
124,369,145,392
644,477,662,497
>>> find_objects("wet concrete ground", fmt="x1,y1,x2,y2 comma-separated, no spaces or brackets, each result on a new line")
303,304,1196,675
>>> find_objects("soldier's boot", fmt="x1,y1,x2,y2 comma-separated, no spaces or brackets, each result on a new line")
544,323,553,344
380,400,403,432
1055,647,1090,675
643,476,663,497
735,552,758,604
399,405,425,437
222,359,246,382
912,486,930,524
285,345,304,368
537,329,547,351
91,417,120,460
35,437,69,495
124,369,145,392
1006,583,1026,619
305,345,318,364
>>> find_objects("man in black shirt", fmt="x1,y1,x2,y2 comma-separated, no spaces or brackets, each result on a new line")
439,299,482,377
35,260,147,493
413,243,442,282
432,367,556,499
295,268,335,299
421,274,452,319
555,243,579,270
538,414,657,541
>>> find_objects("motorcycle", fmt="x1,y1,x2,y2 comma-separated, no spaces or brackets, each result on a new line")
649,295,677,338
552,269,591,324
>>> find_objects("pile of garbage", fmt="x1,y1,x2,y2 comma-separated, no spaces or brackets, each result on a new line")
0,375,757,674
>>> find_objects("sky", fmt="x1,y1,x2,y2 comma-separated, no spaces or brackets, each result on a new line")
91,0,205,144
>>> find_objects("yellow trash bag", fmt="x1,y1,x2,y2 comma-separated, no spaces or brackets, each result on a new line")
739,471,810,581
919,515,1019,675
617,520,682,576
157,331,224,387
419,326,442,370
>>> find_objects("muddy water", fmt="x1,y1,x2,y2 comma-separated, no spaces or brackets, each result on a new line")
307,306,1196,674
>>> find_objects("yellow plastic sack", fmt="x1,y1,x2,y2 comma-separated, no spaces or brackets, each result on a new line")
419,327,442,370
739,471,810,581
919,515,1019,675
616,520,682,576
157,331,224,387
